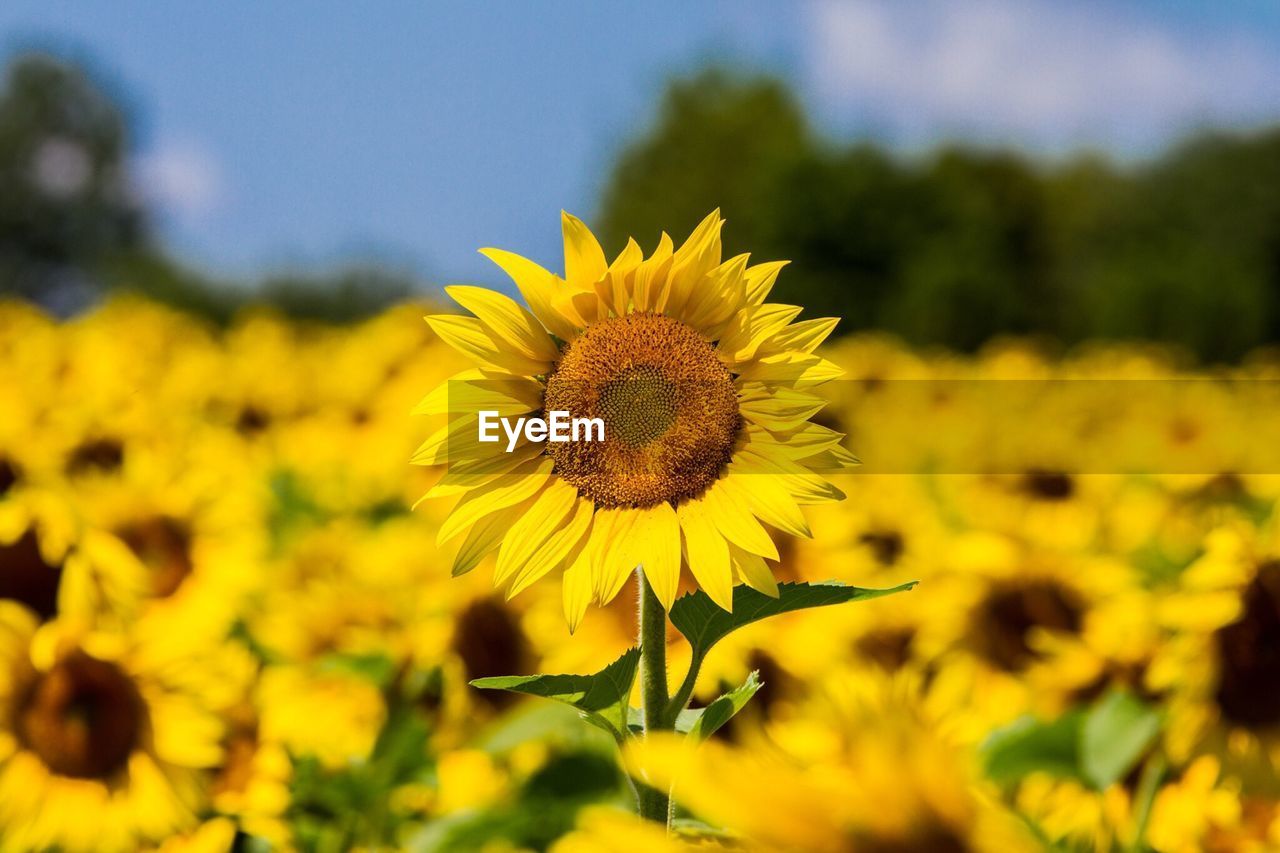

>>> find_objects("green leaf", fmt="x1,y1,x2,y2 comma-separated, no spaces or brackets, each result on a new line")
669,580,917,664
470,647,640,742
671,818,738,841
981,710,1085,785
686,671,762,741
1080,690,1161,790
981,691,1163,793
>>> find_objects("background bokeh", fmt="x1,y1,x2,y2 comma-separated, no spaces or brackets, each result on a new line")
4,3,1280,851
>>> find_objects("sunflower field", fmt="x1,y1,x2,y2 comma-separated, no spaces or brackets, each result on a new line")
4,214,1280,853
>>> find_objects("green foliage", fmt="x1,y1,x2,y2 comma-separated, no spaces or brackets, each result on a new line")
471,648,641,742
288,705,432,851
600,68,1280,361
1080,690,1163,790
0,54,145,301
983,709,1088,785
982,690,1162,791
683,671,762,741
409,750,626,852
669,580,918,666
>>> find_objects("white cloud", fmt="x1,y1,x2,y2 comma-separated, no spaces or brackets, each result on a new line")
133,140,225,220
805,0,1280,151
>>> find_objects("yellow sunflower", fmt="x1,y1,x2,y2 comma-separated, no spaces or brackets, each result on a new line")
1150,521,1280,779
415,211,851,628
0,606,249,852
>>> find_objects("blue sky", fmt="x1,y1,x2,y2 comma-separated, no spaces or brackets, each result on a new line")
3,1,1280,290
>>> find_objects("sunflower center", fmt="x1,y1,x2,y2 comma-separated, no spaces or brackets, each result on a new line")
18,651,144,779
65,436,125,476
970,579,1084,672
0,456,20,496
0,527,63,621
453,598,533,709
1020,468,1075,501
115,515,195,598
543,312,739,509
1214,560,1280,727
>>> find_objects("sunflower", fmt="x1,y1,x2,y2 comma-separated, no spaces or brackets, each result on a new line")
623,671,1036,852
0,607,248,852
415,211,851,628
1150,521,1280,780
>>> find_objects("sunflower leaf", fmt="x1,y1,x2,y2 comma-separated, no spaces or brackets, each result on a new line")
670,581,918,665
981,711,1086,786
685,671,763,741
1080,690,1162,790
470,647,640,742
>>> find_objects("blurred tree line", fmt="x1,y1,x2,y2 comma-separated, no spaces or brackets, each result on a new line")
6,54,1280,358
599,70,1280,362
0,53,413,323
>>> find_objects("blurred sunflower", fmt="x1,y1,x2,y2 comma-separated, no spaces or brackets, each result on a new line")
624,672,1035,852
1151,522,1280,778
0,606,247,852
415,211,852,627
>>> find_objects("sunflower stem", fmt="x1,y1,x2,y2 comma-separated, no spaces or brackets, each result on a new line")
635,568,672,826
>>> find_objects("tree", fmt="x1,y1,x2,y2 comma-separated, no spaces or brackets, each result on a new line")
0,54,147,304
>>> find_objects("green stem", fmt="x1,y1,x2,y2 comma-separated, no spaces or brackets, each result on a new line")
635,568,672,825
665,652,702,725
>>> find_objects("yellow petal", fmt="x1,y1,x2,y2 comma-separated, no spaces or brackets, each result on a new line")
678,499,733,611
425,314,550,375
561,553,593,634
701,478,779,560
596,238,642,316
480,247,583,340
562,211,608,289
743,260,788,305
413,370,544,417
410,415,486,466
590,508,640,604
760,317,840,355
717,303,803,365
507,498,594,597
747,422,846,460
737,384,826,431
805,446,862,471
681,254,748,335
729,543,778,597
632,233,674,312
436,458,554,545
735,351,843,386
633,503,682,611
494,479,580,587
445,285,560,361
452,500,533,577
724,473,811,538
733,450,844,505
665,211,723,317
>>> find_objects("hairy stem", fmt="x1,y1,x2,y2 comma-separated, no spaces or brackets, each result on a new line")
665,652,702,725
635,568,672,825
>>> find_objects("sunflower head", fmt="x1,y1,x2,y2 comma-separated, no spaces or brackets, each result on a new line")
416,211,853,627
544,311,740,509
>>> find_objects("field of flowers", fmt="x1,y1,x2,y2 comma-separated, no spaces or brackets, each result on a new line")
2,295,1280,851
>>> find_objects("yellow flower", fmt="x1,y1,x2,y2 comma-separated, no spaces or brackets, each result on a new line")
1150,522,1280,777
0,607,246,852
624,672,1035,852
257,665,386,770
552,805,693,853
416,212,851,628
1147,756,1243,853
433,748,508,815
